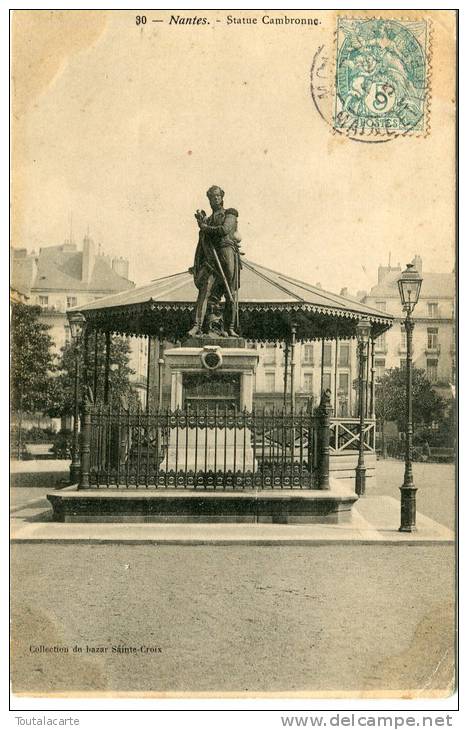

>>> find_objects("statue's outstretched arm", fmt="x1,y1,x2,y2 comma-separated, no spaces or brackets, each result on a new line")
203,211,238,237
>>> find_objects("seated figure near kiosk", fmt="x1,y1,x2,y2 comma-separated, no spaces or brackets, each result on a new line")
188,185,242,338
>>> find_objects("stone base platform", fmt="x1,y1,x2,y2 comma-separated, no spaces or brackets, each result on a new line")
47,486,358,524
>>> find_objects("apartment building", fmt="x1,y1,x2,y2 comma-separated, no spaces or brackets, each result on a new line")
11,235,149,402
361,255,455,398
250,338,360,415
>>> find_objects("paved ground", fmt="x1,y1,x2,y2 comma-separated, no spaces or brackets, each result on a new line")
11,493,453,545
10,459,456,697
10,459,456,529
10,543,455,696
10,459,70,495
372,459,455,530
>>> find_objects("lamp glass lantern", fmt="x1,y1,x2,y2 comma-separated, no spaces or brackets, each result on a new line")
68,312,85,341
356,318,371,344
397,263,423,313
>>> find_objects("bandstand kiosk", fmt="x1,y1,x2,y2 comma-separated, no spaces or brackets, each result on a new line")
48,260,393,523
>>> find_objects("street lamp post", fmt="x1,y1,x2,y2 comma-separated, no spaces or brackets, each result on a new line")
355,318,371,496
397,263,423,532
68,312,85,485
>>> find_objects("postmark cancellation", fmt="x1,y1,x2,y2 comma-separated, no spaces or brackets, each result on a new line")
311,17,431,142
334,18,430,137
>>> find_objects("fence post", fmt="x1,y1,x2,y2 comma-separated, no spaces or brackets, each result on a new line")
79,398,91,490
317,388,332,490
306,397,314,478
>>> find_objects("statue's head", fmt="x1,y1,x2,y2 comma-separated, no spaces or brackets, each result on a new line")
206,185,224,210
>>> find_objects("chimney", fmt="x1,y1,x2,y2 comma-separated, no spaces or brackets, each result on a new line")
412,255,423,274
31,253,38,283
100,253,111,268
112,256,129,280
378,264,389,283
340,287,349,297
11,248,37,292
82,233,95,283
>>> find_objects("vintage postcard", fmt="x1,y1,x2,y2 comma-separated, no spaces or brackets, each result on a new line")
10,8,457,703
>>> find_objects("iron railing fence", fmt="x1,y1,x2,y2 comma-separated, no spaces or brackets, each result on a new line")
86,404,320,489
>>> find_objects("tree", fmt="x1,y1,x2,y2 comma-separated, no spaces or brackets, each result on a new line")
10,303,56,456
435,398,456,447
375,367,447,455
48,333,138,419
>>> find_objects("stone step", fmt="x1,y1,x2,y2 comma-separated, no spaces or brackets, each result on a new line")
47,485,358,525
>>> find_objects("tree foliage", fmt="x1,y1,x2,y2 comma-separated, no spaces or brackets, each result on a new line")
375,366,447,432
11,304,56,414
48,333,138,418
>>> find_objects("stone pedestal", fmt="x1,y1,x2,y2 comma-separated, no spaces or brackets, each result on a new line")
164,343,258,410
165,427,255,471
163,343,259,472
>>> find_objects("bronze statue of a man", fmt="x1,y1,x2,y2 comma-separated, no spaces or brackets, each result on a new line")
188,185,242,338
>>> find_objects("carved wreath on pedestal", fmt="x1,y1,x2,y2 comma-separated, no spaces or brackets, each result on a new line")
200,346,223,371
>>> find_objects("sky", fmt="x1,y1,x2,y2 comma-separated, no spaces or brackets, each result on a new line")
12,10,456,292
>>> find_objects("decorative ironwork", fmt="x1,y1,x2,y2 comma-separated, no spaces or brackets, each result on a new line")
85,404,320,490
78,298,393,345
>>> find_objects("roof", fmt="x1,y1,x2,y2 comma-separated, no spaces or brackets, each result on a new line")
72,260,394,342
367,270,454,300
9,285,29,304
77,260,390,317
11,256,36,295
11,245,134,294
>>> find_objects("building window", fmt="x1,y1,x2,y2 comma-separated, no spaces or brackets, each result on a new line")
427,302,439,318
376,301,387,312
264,372,275,392
427,327,439,349
339,343,350,366
303,372,313,392
338,372,349,391
322,343,332,367
67,296,77,308
38,295,48,307
64,325,71,344
375,333,386,351
322,372,332,392
264,344,276,365
302,344,314,364
427,359,438,383
375,358,386,380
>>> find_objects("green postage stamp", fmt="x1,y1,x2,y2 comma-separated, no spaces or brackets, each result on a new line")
334,18,429,136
